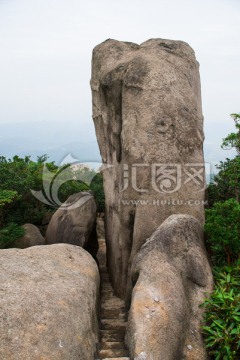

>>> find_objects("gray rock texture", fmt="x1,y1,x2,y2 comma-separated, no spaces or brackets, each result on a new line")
96,217,105,240
126,214,213,360
0,244,100,360
91,38,206,298
45,192,98,257
14,223,45,248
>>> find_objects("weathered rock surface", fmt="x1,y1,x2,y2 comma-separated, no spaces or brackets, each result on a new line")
13,223,45,248
126,214,213,360
91,38,206,298
45,191,98,257
0,244,100,360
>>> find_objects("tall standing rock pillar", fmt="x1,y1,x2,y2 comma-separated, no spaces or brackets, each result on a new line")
91,39,206,299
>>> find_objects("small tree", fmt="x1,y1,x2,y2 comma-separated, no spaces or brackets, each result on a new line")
222,113,240,155
209,114,240,204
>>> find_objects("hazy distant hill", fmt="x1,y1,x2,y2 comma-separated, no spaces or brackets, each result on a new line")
0,121,101,164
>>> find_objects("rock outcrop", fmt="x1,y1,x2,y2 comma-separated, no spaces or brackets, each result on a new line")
91,38,206,298
126,214,213,360
14,223,45,248
0,244,99,360
45,192,98,257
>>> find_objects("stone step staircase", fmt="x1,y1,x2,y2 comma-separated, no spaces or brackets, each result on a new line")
96,239,130,360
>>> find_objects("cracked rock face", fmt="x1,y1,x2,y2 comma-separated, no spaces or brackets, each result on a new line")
91,38,206,299
126,215,213,360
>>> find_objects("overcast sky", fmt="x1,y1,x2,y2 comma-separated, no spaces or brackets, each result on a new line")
0,0,239,166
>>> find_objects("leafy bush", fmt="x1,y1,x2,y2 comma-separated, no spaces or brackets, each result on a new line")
201,263,240,360
0,190,20,207
207,113,240,206
205,199,240,265
202,113,240,358
57,180,89,203
208,157,240,206
0,223,25,249
0,189,20,227
0,156,105,230
0,155,52,226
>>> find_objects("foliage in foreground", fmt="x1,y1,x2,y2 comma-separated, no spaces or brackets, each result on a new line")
201,263,240,360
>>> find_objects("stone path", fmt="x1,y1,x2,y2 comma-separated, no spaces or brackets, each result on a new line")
96,239,130,360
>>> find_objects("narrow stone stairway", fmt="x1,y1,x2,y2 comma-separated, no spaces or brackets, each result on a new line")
96,239,130,360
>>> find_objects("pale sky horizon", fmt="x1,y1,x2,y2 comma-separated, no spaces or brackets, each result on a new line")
0,0,239,167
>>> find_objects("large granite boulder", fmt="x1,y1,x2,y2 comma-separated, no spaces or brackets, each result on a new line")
0,244,100,360
91,38,206,298
45,192,98,257
126,214,213,360
13,223,45,248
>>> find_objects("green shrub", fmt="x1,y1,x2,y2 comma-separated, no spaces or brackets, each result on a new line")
0,223,25,249
0,189,20,227
208,157,240,205
0,156,105,248
201,263,240,360
0,156,105,228
0,156,51,226
0,190,20,207
205,199,240,265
